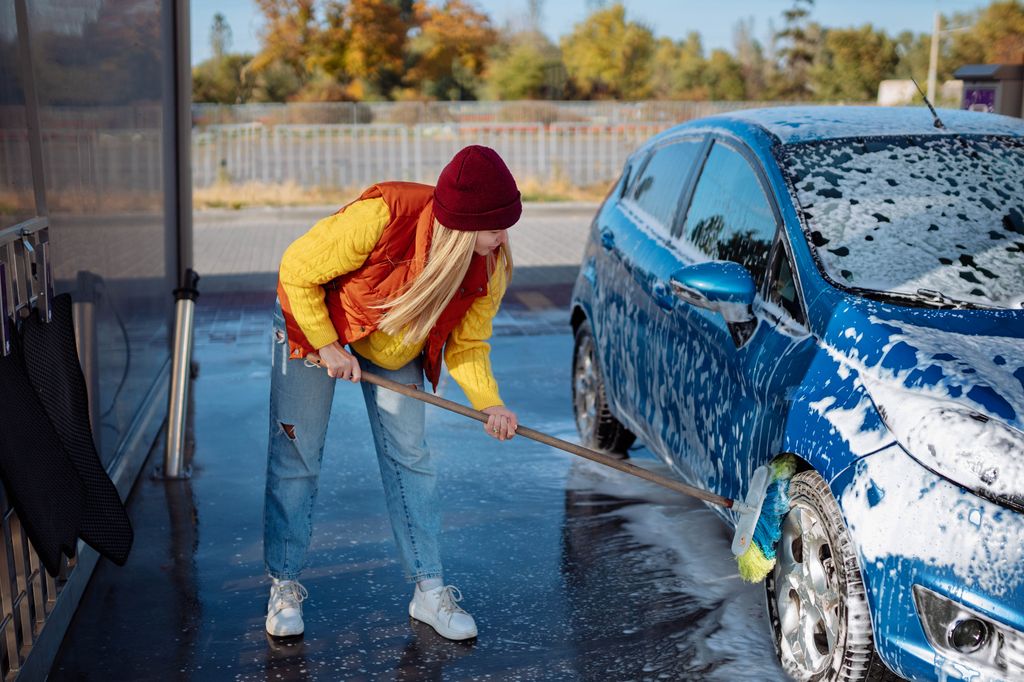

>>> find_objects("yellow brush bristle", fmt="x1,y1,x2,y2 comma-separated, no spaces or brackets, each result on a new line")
737,543,776,583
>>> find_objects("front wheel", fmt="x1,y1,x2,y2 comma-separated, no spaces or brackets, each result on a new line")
765,470,900,681
572,320,635,455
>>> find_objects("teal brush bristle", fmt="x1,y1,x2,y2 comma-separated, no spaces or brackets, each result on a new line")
736,455,796,582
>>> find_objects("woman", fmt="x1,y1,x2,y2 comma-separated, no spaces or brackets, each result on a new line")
263,145,521,642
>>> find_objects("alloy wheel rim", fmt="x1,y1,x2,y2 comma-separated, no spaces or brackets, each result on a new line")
573,335,598,438
774,501,842,677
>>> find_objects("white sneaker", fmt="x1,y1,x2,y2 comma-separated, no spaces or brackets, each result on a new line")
408,584,478,640
265,578,308,637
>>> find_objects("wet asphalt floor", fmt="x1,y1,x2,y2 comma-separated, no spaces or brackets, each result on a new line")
50,291,787,681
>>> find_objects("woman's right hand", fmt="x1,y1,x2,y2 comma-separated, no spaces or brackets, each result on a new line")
314,341,361,382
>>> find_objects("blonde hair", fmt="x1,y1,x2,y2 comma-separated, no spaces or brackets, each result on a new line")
376,220,513,344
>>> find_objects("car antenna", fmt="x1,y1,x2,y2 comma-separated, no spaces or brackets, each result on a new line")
909,76,946,129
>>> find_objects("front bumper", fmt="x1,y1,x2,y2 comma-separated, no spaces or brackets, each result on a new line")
832,445,1024,681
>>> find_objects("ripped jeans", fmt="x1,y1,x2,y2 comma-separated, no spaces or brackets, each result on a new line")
263,303,442,582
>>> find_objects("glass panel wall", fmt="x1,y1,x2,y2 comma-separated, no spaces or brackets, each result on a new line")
10,0,175,466
0,0,36,230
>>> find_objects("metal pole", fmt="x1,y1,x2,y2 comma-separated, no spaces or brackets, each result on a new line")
72,270,101,453
162,269,199,479
358,370,735,508
927,11,941,104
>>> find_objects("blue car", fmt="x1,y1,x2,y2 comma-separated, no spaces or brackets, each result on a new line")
570,106,1024,681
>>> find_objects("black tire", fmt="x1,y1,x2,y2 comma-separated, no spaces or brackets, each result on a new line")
571,319,635,455
765,470,902,681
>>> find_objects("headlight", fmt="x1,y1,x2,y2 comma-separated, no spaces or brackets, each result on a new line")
914,585,1024,678
873,396,1024,512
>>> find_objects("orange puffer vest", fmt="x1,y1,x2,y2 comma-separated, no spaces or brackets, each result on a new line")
277,181,491,390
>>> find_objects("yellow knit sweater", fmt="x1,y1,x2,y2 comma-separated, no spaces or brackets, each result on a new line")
278,197,506,410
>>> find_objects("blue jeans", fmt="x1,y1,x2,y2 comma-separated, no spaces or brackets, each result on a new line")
263,304,442,582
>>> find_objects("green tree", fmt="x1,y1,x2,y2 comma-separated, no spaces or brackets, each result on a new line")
648,38,683,98
247,60,305,102
211,12,233,60
485,31,564,100
192,14,253,103
704,49,746,100
648,33,708,99
560,3,654,99
892,30,936,82
810,24,898,101
772,0,818,99
193,54,255,103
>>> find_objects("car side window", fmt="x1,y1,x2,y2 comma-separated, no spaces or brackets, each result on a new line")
629,140,702,231
681,141,777,288
768,242,806,326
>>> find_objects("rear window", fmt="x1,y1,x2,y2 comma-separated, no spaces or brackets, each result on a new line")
779,135,1024,308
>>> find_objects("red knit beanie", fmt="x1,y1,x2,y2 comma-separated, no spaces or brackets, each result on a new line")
433,145,522,231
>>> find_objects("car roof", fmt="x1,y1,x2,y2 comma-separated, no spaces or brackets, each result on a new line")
683,105,1024,145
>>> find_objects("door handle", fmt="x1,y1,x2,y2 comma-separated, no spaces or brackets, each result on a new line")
600,229,616,251
652,281,675,311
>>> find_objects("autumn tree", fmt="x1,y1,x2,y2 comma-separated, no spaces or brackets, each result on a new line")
810,25,898,101
560,3,654,99
948,0,1024,66
341,0,412,100
247,0,344,101
406,0,496,100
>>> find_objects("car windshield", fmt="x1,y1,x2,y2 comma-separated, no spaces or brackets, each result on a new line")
779,135,1024,308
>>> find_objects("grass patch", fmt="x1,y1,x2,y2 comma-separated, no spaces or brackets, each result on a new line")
519,175,613,203
194,175,611,210
0,188,160,215
193,181,361,210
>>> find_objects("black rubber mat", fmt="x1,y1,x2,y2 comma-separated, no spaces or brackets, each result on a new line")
22,293,134,566
0,330,85,576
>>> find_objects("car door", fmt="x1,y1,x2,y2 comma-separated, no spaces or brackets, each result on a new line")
642,138,782,497
595,136,706,439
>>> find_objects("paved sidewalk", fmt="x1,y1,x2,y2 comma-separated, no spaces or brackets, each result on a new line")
193,202,597,338
194,202,597,288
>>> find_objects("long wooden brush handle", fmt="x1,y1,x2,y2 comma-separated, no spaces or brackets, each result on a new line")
359,370,734,509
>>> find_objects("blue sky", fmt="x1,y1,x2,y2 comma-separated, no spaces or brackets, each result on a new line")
191,0,992,64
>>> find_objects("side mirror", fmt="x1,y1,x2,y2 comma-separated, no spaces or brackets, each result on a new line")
669,261,756,324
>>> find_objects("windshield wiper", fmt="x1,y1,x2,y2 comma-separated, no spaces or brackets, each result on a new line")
867,288,981,309
846,285,1012,310
914,288,976,309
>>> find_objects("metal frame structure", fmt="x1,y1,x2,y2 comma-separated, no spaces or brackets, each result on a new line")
0,0,192,677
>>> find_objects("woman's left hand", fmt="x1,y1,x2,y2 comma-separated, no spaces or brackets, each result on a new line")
481,405,518,441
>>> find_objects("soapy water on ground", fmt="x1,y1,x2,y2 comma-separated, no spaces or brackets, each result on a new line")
561,452,787,681
53,329,791,681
